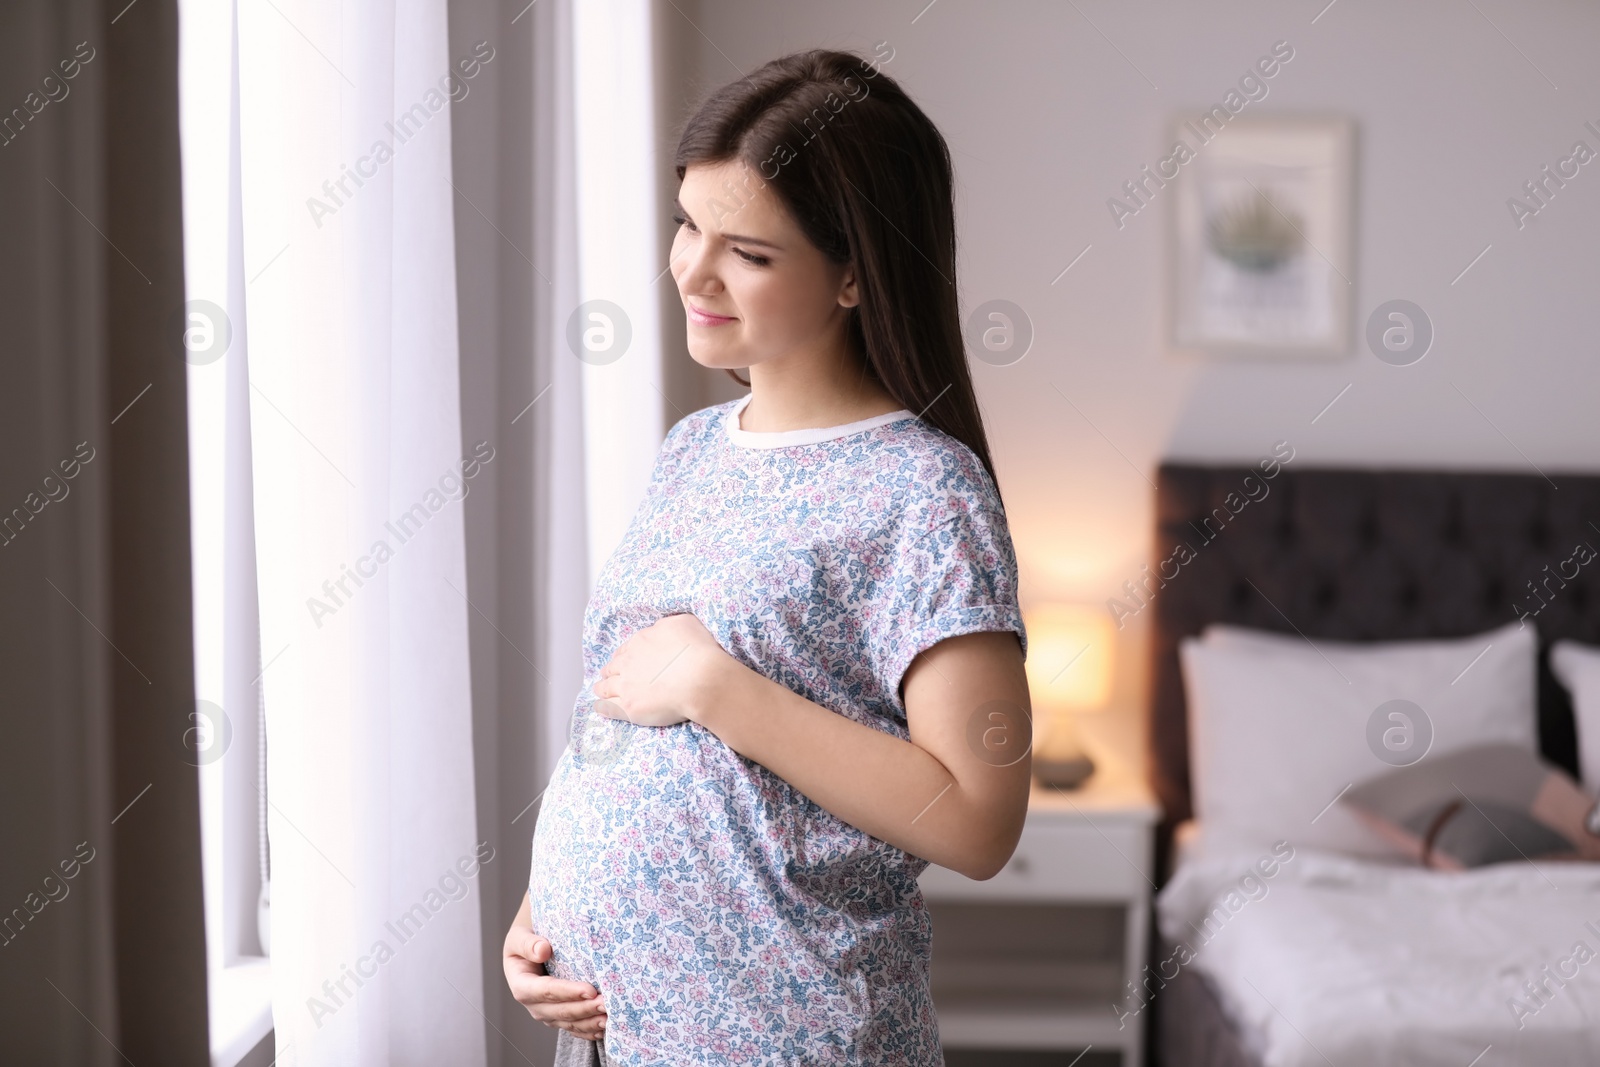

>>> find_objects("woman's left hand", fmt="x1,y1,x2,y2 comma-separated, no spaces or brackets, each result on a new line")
590,612,730,727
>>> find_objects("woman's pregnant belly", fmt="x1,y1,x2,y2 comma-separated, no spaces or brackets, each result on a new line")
527,712,756,984
526,708,939,1061
527,708,927,977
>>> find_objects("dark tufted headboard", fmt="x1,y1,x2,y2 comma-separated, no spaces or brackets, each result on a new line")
1147,462,1600,880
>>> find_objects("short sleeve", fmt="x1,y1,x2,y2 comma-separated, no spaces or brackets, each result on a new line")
865,458,1028,719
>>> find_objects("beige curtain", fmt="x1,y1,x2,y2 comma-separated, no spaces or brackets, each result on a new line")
0,0,208,1062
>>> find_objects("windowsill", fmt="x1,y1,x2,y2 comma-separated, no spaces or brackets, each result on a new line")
209,956,273,1067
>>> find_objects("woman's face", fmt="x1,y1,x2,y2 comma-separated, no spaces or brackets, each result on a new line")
670,161,857,373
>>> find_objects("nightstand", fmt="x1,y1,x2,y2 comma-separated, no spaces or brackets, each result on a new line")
918,763,1160,1065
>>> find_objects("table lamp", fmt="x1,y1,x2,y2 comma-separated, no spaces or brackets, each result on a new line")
1023,602,1114,789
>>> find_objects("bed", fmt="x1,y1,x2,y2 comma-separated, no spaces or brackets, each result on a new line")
1145,463,1600,1067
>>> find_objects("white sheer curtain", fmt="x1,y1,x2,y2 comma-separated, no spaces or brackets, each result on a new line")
182,0,674,1059
229,0,487,1062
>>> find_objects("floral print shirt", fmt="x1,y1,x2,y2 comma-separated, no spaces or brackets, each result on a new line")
527,394,1028,1065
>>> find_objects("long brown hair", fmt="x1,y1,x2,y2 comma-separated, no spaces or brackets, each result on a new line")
673,48,1004,499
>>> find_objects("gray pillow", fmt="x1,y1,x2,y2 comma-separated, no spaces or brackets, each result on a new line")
1341,743,1597,870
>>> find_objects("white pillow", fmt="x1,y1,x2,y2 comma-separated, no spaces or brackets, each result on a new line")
1551,640,1600,790
1179,621,1537,858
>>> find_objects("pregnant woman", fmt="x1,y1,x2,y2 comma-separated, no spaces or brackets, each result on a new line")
503,48,1033,1066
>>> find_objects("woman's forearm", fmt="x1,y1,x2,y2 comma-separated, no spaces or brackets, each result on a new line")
690,654,1027,879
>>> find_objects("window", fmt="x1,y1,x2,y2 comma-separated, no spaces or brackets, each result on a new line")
178,2,274,1064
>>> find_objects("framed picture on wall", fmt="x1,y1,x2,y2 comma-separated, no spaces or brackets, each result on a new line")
1167,114,1355,357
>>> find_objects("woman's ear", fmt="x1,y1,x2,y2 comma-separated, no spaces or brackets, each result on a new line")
838,262,860,309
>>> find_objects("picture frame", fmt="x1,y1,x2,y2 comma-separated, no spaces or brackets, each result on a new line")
1166,114,1355,358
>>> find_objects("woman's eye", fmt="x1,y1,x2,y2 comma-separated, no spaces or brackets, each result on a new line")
672,211,766,265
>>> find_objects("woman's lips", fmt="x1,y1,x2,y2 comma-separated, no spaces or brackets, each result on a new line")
687,304,736,326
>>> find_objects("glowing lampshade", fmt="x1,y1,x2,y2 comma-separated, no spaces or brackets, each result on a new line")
1023,603,1114,711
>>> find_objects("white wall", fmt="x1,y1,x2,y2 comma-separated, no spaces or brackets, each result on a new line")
675,0,1600,771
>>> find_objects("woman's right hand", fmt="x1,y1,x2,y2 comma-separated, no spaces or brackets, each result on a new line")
503,891,608,1041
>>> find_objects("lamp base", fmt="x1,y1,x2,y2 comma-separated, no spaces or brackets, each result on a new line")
1033,753,1096,790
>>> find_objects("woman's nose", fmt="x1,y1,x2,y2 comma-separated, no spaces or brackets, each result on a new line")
674,238,722,295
